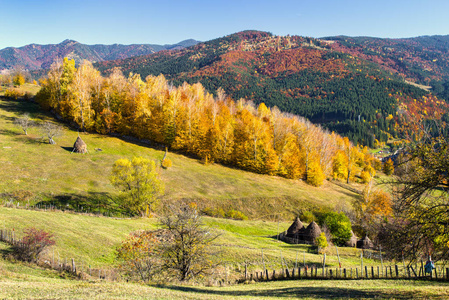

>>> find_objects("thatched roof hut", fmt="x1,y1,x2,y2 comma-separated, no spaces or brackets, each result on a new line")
346,230,358,247
305,221,322,242
72,136,87,154
357,235,374,249
286,217,304,237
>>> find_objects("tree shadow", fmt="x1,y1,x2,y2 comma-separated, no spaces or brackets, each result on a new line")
35,191,120,215
158,284,423,299
60,146,74,153
0,128,21,136
0,97,44,117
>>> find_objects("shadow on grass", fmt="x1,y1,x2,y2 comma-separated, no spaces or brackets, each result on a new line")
0,128,21,136
158,284,423,299
0,97,44,117
34,191,123,216
60,146,74,153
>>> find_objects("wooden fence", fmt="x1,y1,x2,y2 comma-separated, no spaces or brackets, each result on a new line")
242,264,449,282
0,228,118,281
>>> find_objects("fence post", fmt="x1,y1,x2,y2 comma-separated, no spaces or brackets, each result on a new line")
72,258,76,274
365,266,368,278
395,265,399,277
371,266,374,278
245,263,248,280
446,268,449,281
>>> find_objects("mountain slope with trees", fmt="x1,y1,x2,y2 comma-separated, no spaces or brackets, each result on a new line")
95,31,449,146
0,39,199,71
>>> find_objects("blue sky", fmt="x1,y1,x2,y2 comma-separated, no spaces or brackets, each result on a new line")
1,0,448,49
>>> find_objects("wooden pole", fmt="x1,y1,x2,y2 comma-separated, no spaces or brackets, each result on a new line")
261,249,266,278
295,250,298,269
335,245,341,268
322,253,326,276
360,251,363,277
379,245,383,276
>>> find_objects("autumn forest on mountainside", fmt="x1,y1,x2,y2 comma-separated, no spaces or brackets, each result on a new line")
96,31,449,147
36,57,378,186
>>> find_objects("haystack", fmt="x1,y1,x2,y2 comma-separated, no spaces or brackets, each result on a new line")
305,221,322,242
286,217,304,237
346,230,358,247
72,136,87,154
357,235,374,249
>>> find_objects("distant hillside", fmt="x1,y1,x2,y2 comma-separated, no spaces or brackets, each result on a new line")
96,31,449,146
0,39,200,71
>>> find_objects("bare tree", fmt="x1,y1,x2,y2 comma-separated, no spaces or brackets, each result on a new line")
40,121,63,144
14,113,34,135
159,204,219,281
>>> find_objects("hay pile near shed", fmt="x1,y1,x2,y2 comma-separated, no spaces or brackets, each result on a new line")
346,230,358,247
357,235,374,249
305,221,322,242
72,136,88,154
286,217,304,236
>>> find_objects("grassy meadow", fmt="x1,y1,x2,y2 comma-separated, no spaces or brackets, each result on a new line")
1,255,448,300
2,86,446,299
0,88,361,219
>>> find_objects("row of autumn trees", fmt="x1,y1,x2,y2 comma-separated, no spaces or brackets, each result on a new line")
36,58,378,186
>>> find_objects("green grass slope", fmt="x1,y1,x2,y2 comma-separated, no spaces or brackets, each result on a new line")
0,93,360,219
1,256,448,300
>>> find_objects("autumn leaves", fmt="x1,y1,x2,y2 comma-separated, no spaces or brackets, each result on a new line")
36,58,377,186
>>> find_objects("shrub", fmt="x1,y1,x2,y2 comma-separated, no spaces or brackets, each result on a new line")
299,210,316,223
4,88,24,100
316,232,328,253
225,209,248,220
202,207,226,218
320,211,352,246
12,228,55,263
116,230,160,282
161,158,172,169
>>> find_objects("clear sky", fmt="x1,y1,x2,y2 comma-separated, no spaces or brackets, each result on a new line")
1,0,448,49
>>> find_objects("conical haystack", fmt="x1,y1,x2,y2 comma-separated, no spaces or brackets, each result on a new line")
305,221,322,242
72,136,87,154
346,230,358,247
357,235,374,249
286,217,304,237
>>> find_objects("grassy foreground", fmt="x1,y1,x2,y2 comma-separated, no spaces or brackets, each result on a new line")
0,91,360,219
1,257,448,300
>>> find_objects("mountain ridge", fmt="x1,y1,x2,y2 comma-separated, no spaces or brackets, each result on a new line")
0,39,200,71
94,30,449,146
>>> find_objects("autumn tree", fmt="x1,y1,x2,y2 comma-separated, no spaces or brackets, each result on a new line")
383,158,394,175
13,73,25,86
14,113,34,135
40,121,63,144
116,230,161,282
379,136,449,262
159,203,219,281
354,182,392,233
110,157,164,216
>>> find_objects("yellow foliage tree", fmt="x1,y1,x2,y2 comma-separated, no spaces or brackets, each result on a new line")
307,155,326,187
111,157,164,216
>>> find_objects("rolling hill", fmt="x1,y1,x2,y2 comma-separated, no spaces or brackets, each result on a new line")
95,31,449,146
0,39,199,71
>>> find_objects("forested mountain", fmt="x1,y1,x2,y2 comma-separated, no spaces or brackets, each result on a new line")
0,39,199,71
95,31,449,146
